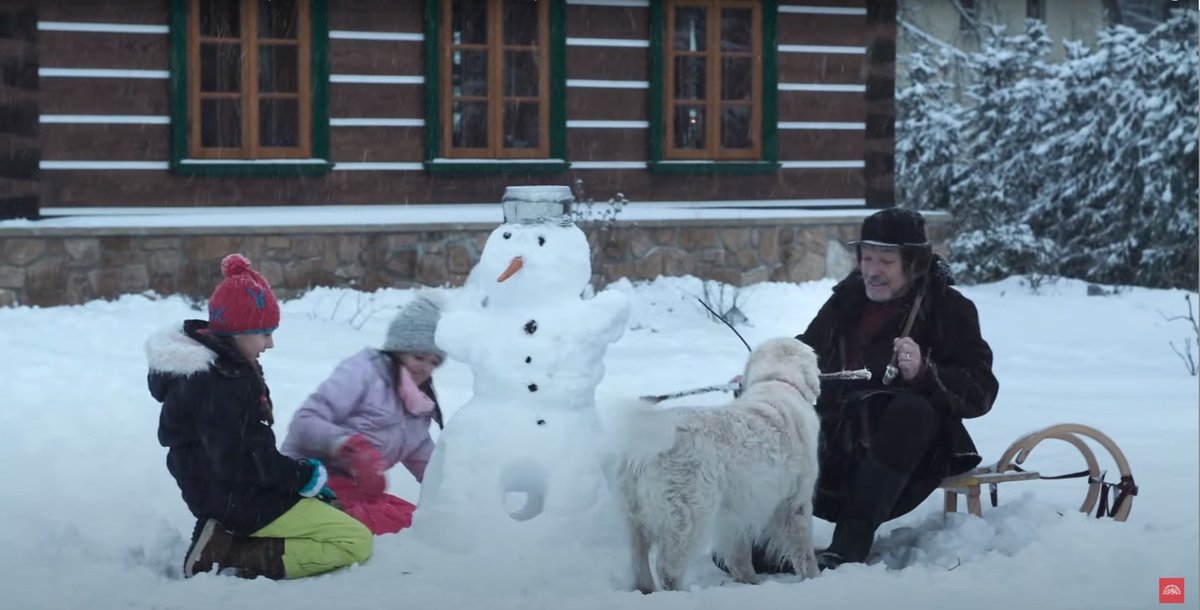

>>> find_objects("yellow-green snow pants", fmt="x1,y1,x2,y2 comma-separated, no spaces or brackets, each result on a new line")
252,498,373,579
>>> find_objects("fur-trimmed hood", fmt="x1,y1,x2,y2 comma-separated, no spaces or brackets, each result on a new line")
145,323,216,377
146,320,252,404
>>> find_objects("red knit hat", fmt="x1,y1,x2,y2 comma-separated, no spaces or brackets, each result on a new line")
207,254,280,335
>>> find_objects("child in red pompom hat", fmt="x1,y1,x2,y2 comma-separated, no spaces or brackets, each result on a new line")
207,253,280,336
144,253,373,580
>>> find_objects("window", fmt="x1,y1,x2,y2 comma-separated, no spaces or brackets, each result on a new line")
440,0,551,159
170,0,330,175
650,0,777,172
1026,0,1045,20
667,1,760,159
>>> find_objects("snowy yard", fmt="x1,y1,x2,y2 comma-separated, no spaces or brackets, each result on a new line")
1,275,1196,610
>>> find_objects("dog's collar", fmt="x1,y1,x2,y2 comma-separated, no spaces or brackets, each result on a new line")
760,377,808,398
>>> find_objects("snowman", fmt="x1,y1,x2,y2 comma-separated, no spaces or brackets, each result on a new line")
410,186,631,553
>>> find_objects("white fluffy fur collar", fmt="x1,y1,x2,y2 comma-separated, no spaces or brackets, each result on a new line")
145,324,216,375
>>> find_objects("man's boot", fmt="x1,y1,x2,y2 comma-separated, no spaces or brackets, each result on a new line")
223,536,288,580
818,455,910,570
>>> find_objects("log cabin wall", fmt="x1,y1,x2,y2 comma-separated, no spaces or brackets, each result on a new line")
33,0,885,208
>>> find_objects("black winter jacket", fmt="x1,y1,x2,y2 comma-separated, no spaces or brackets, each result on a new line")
797,256,999,478
147,320,316,535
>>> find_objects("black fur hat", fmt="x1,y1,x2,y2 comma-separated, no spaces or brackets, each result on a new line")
848,207,929,248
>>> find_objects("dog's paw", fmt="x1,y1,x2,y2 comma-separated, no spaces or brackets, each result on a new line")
794,550,822,579
633,578,656,595
730,570,761,586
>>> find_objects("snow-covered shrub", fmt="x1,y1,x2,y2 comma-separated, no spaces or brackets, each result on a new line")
948,224,1059,284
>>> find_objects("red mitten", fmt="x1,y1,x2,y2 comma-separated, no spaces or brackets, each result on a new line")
338,435,387,496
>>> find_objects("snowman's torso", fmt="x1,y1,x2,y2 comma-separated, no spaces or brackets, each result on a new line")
448,297,626,410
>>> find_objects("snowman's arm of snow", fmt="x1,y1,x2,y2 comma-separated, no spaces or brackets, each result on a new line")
581,290,632,345
434,308,483,364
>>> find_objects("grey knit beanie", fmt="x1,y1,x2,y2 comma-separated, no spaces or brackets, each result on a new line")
382,294,445,358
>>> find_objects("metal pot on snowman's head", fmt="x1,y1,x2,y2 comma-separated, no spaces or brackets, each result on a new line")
496,186,578,283
501,186,575,228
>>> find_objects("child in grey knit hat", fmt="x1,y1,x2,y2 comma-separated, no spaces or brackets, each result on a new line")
279,291,447,536
382,294,446,361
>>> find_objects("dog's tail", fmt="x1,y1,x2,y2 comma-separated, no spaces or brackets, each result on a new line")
596,397,679,461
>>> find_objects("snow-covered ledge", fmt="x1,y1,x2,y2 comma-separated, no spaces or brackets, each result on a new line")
0,204,951,307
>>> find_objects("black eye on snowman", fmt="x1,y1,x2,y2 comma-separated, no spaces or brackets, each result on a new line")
503,231,512,239
537,236,546,246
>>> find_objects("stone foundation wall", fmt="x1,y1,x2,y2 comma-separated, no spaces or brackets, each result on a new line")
0,215,950,308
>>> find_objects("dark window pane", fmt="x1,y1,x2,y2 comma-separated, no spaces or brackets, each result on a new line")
259,45,298,92
452,101,488,148
720,105,752,149
260,98,299,147
199,0,240,37
720,9,752,52
200,43,241,92
200,98,241,148
673,105,705,149
451,0,488,44
721,57,751,100
673,56,705,101
504,51,539,97
452,50,488,97
504,0,539,45
259,0,298,39
503,101,539,149
673,6,706,51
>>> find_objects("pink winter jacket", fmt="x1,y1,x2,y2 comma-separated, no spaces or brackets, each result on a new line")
281,348,437,482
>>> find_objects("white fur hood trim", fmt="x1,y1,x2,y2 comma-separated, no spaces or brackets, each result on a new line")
145,325,216,376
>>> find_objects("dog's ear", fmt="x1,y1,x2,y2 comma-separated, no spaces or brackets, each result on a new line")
792,341,822,404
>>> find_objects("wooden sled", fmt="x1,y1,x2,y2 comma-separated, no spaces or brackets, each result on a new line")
939,423,1137,522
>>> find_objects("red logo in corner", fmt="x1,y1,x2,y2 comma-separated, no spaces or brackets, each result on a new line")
1160,578,1185,604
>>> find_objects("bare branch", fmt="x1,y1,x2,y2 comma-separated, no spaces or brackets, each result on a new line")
948,0,982,35
1169,338,1198,376
1164,294,1199,376
898,17,971,62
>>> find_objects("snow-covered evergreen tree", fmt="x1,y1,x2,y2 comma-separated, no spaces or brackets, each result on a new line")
946,20,1060,282
895,47,961,214
895,9,1198,289
1135,10,1198,288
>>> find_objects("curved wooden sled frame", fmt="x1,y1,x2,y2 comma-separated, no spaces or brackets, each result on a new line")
939,423,1137,522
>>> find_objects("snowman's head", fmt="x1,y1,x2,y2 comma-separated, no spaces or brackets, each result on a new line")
474,221,592,303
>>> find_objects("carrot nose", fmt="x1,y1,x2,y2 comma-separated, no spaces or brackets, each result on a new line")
498,257,524,282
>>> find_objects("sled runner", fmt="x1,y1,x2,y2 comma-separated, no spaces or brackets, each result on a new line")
939,423,1137,522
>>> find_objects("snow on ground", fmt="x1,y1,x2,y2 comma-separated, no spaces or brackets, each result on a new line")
0,275,1196,610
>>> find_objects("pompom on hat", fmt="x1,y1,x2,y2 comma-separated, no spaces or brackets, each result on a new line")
207,254,280,336
382,293,445,359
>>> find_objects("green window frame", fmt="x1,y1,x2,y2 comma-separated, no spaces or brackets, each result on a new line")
169,0,331,177
423,0,568,176
649,0,779,175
